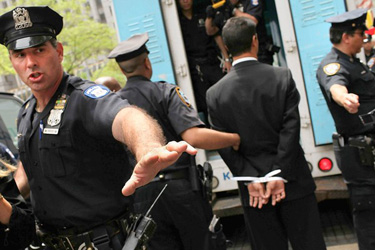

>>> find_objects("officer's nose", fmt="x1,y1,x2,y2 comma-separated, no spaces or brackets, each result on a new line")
25,54,38,69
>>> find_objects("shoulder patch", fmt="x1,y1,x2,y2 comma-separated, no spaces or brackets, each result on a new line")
84,85,110,99
251,0,259,6
175,87,191,107
323,63,340,76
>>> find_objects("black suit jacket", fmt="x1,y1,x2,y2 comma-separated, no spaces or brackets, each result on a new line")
206,60,315,203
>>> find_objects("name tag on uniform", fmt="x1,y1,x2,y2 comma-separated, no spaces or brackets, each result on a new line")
43,128,59,135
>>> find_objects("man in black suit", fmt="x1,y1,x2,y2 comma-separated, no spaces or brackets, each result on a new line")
206,17,326,250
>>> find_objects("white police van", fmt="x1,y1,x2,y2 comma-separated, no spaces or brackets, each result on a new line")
110,0,361,215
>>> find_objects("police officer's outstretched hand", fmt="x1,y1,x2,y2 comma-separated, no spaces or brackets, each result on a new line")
342,93,360,113
330,84,360,113
122,141,197,196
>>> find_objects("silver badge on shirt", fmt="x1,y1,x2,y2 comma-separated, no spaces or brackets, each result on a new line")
43,94,68,135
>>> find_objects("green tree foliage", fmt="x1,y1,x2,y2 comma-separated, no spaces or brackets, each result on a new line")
0,0,118,81
0,46,14,74
91,60,127,87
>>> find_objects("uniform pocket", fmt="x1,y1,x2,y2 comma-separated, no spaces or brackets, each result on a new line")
39,129,76,177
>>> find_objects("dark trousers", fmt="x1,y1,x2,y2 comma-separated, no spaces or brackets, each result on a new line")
333,142,375,250
349,186,375,250
242,193,326,250
189,59,224,122
133,179,214,250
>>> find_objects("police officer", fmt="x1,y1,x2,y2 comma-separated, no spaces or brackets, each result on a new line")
363,32,375,71
206,0,276,65
178,0,228,123
0,6,196,250
108,33,240,250
364,34,375,63
316,8,375,250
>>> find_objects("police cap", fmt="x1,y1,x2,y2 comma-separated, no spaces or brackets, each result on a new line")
325,8,368,31
0,6,63,50
108,33,149,63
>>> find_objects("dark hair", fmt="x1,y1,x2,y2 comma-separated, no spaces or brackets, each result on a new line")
118,52,147,74
49,38,58,48
329,26,363,44
222,17,256,57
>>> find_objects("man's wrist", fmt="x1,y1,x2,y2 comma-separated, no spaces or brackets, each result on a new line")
225,58,230,62
232,7,237,16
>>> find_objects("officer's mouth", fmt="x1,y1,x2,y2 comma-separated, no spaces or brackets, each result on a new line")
29,72,43,81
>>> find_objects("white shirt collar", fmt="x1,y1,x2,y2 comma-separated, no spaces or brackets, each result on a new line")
232,57,257,67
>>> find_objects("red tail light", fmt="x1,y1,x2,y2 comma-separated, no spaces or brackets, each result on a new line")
318,158,333,172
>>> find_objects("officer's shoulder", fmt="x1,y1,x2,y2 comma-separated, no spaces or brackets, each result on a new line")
319,52,342,76
155,80,176,90
68,75,111,99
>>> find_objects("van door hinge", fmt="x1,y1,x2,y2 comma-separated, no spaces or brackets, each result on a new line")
161,0,173,5
285,39,297,53
301,115,311,128
176,64,188,77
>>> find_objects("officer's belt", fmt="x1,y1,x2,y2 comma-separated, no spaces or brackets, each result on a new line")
37,211,133,250
152,167,189,182
334,133,375,146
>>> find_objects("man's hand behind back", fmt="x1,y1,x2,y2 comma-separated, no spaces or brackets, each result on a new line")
265,180,286,206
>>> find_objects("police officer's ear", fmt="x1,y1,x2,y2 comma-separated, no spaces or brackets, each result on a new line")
56,42,64,63
341,31,353,44
252,34,258,48
144,56,152,70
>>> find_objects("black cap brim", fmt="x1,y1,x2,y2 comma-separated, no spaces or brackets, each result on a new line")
7,35,52,50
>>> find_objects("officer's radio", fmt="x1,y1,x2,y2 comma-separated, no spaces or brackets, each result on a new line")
122,184,167,250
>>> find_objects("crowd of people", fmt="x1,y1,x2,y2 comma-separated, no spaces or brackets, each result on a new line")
0,1,374,250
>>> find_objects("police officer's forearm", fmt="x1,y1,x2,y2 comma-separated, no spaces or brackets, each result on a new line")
181,127,240,150
214,35,229,59
205,17,219,36
112,106,166,161
0,195,12,225
330,84,360,113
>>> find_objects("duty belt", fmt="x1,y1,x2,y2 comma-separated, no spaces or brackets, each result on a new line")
152,168,189,182
36,212,134,250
